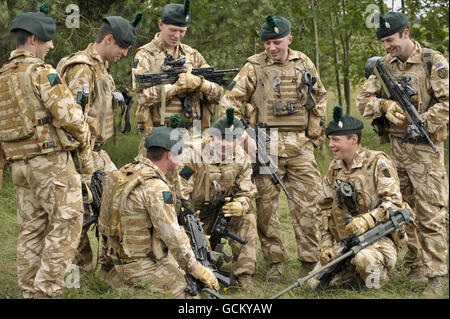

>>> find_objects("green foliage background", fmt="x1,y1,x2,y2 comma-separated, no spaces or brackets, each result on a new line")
0,0,448,300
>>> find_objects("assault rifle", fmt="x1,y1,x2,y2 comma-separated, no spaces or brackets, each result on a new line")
134,54,240,90
240,117,292,200
177,199,231,299
204,180,248,251
82,170,106,231
365,57,439,153
270,208,411,299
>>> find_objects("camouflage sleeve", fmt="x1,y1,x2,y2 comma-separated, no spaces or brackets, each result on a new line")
305,55,327,117
234,152,257,213
61,63,95,114
369,155,404,223
423,53,449,133
191,49,223,104
132,49,164,109
148,179,197,271
356,74,385,120
35,65,89,146
219,62,258,118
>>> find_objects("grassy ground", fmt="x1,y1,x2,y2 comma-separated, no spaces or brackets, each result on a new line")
0,88,448,300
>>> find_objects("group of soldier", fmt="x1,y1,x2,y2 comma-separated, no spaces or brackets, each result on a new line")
0,1,448,300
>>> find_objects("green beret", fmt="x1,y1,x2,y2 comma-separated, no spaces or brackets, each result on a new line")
260,15,291,41
144,115,184,154
103,15,139,48
161,0,191,27
212,108,244,140
376,12,409,39
10,3,55,42
325,105,364,137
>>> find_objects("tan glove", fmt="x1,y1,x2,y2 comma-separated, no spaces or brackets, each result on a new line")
175,67,203,94
381,100,408,128
344,213,375,236
320,245,336,266
222,198,245,217
190,262,219,290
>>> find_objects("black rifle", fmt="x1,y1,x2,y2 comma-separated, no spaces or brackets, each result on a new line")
118,82,133,134
270,208,411,299
240,117,292,200
177,199,231,299
203,180,248,251
82,170,106,232
365,57,439,153
134,54,240,90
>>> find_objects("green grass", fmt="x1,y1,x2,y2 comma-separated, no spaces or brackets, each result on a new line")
0,87,448,299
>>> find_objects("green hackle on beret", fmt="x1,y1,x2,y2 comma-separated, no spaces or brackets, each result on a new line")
9,1,55,42
260,15,291,41
376,11,409,39
144,118,184,154
161,0,191,27
325,105,364,137
212,108,244,140
39,2,50,15
169,114,181,129
132,11,143,28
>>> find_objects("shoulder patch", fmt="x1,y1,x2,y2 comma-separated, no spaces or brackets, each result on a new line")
132,58,139,68
227,80,236,91
162,191,174,204
179,165,194,181
437,67,448,79
379,162,386,169
382,168,391,178
47,73,62,86
435,62,443,69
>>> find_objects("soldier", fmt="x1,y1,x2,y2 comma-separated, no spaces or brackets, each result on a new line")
56,14,141,274
132,0,223,156
0,4,91,298
175,108,258,290
308,106,408,290
97,117,219,298
356,12,448,298
219,14,327,282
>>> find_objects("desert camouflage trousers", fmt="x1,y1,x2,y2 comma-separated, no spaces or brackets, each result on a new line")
74,149,117,272
308,237,398,289
104,252,198,299
254,141,322,264
12,151,83,298
390,137,449,278
200,211,258,276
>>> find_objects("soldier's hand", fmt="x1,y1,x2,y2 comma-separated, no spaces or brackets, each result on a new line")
381,100,408,128
190,262,219,290
175,67,203,94
222,199,245,217
344,216,371,236
320,245,336,266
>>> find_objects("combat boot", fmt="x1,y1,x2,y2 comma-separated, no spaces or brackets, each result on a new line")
421,276,444,299
236,274,256,291
299,261,316,278
406,266,426,281
265,262,283,283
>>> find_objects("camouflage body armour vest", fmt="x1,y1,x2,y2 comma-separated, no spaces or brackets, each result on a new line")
133,43,203,131
384,47,448,142
57,50,115,146
98,162,169,261
0,57,74,160
247,53,310,131
324,148,404,247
